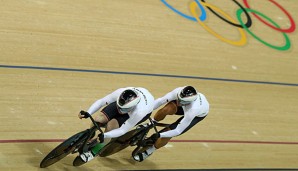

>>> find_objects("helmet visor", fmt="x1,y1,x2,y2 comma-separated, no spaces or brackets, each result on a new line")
178,99,191,106
118,106,135,114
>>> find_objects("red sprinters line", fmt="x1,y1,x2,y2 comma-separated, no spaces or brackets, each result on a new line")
1,139,298,145
170,139,298,145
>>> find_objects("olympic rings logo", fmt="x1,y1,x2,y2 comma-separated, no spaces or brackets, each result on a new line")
161,0,296,51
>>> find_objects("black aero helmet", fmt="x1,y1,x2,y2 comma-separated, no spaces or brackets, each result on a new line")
177,86,198,105
117,89,141,113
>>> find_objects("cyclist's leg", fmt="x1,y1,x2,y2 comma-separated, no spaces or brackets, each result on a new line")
154,128,172,149
87,103,118,142
91,104,129,155
153,101,177,121
133,121,177,162
134,111,206,162
87,111,109,143
79,102,122,162
90,118,119,155
144,101,179,147
103,118,120,143
135,132,172,161
154,113,183,149
91,112,109,127
153,116,183,149
133,102,180,162
153,100,182,148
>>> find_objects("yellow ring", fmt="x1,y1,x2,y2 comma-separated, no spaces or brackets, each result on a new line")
189,1,247,46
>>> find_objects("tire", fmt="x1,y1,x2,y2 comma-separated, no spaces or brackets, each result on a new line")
73,155,87,166
99,128,144,157
40,130,89,168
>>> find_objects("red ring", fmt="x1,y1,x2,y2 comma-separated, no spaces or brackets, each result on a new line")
243,0,296,33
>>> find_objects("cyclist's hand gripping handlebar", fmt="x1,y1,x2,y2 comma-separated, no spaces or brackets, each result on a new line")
79,110,90,119
79,110,103,134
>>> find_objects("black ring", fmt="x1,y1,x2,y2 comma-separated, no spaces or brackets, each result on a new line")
201,0,252,28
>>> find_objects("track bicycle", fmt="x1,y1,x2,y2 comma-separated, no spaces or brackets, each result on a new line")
40,112,169,168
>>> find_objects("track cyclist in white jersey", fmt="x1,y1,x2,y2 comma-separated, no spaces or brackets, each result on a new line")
133,86,210,162
77,87,154,163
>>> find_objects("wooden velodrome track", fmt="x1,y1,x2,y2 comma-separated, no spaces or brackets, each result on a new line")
1,0,298,170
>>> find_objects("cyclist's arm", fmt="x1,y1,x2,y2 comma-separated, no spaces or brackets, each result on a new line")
160,111,195,138
87,88,124,115
153,88,180,110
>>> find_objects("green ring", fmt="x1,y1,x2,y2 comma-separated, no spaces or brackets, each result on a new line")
237,8,291,51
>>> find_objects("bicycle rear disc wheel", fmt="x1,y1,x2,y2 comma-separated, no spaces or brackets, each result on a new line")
99,128,142,157
40,130,88,168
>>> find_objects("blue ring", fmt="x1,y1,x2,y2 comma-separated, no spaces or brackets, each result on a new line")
160,0,207,21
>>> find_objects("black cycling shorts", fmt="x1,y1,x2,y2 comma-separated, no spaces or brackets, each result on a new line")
101,102,129,126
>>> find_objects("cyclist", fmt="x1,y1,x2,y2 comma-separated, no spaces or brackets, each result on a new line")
77,87,154,163
133,86,209,162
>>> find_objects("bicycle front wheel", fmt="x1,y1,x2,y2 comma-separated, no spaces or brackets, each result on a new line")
39,130,89,168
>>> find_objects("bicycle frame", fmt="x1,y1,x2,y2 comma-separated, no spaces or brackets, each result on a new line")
131,118,170,156
98,117,170,158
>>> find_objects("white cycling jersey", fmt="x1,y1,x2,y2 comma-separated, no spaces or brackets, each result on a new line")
86,87,154,139
154,87,209,138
